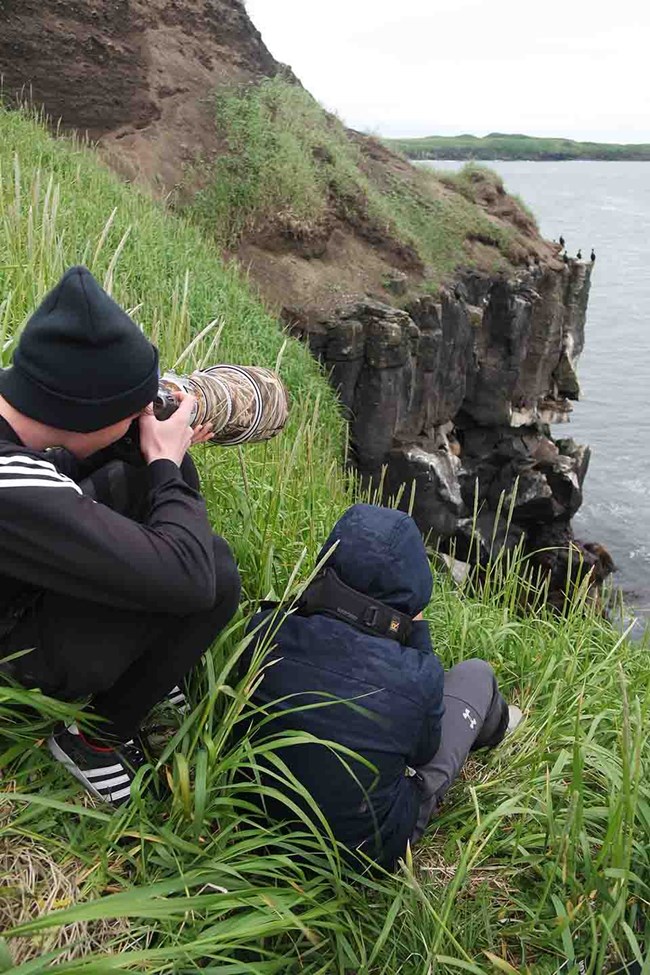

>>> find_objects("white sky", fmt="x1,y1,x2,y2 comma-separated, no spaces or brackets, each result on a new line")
245,0,650,143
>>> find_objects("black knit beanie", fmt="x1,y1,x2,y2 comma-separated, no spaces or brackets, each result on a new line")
0,266,159,432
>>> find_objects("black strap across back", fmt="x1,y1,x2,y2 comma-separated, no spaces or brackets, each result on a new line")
262,568,414,646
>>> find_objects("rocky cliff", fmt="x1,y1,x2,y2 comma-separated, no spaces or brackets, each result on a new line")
296,259,604,595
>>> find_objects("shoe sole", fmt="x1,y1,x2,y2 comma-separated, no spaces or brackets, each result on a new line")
47,735,112,804
506,705,524,735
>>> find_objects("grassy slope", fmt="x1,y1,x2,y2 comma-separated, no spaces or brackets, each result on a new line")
385,133,650,161
185,79,537,284
0,108,649,974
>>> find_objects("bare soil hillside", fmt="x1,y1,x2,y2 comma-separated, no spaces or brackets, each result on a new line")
0,0,281,189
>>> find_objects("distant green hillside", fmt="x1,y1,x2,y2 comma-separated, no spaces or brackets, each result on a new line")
386,132,650,161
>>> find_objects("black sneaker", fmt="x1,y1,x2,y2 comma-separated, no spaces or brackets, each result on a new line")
47,723,145,805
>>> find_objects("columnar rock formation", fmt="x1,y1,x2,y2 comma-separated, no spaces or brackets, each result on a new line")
293,259,601,587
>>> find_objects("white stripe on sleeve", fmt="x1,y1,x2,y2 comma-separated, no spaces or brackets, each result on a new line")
0,454,82,494
0,454,71,473
0,477,82,494
0,464,77,482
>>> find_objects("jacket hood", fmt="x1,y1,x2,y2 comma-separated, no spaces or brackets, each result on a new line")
318,504,432,616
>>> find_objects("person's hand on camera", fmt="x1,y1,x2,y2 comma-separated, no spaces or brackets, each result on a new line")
139,392,212,466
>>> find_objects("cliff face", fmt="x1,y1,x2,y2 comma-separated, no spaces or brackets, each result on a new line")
297,259,599,588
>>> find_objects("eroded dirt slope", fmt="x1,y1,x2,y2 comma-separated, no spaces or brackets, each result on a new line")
0,0,281,188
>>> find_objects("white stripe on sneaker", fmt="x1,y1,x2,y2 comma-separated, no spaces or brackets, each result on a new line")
84,763,124,778
109,785,132,801
92,773,130,791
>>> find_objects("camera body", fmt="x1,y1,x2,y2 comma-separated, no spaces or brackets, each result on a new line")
154,379,197,424
153,366,288,446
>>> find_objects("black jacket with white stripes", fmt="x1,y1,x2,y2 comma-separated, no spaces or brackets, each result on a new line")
0,416,230,619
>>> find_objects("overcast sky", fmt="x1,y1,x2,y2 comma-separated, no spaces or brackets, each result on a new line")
245,0,649,143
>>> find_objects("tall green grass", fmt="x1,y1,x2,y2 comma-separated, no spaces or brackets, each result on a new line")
0,107,649,974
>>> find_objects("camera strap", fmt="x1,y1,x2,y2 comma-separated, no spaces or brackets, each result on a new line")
261,569,414,645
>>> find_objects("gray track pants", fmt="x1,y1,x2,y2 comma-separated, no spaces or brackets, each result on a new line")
411,658,506,843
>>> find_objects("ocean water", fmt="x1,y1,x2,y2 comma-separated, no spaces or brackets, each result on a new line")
423,160,650,618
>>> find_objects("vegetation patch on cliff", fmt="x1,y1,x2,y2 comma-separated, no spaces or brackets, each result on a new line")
1,107,649,974
183,78,547,311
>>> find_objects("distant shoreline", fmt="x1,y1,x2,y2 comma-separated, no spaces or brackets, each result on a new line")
385,132,650,162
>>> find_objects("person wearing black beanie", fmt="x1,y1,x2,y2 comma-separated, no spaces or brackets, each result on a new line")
0,265,160,434
0,267,240,806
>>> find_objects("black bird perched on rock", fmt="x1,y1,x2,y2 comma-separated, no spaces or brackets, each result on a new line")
590,249,596,262
563,252,570,264
577,249,582,260
559,235,565,248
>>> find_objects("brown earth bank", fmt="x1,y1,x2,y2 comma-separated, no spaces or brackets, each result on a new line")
0,0,281,189
0,0,612,602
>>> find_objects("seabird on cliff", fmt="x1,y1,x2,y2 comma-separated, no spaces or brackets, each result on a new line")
590,249,596,262
559,235,565,248
577,249,582,260
563,253,570,264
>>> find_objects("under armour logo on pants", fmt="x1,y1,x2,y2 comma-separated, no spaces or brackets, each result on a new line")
462,707,477,730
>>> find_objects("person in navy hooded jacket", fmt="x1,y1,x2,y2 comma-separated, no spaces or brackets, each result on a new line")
239,504,521,870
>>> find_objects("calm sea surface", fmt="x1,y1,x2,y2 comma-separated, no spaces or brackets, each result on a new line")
424,160,650,618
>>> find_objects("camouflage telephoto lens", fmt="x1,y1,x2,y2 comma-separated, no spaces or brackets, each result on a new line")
154,366,289,445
